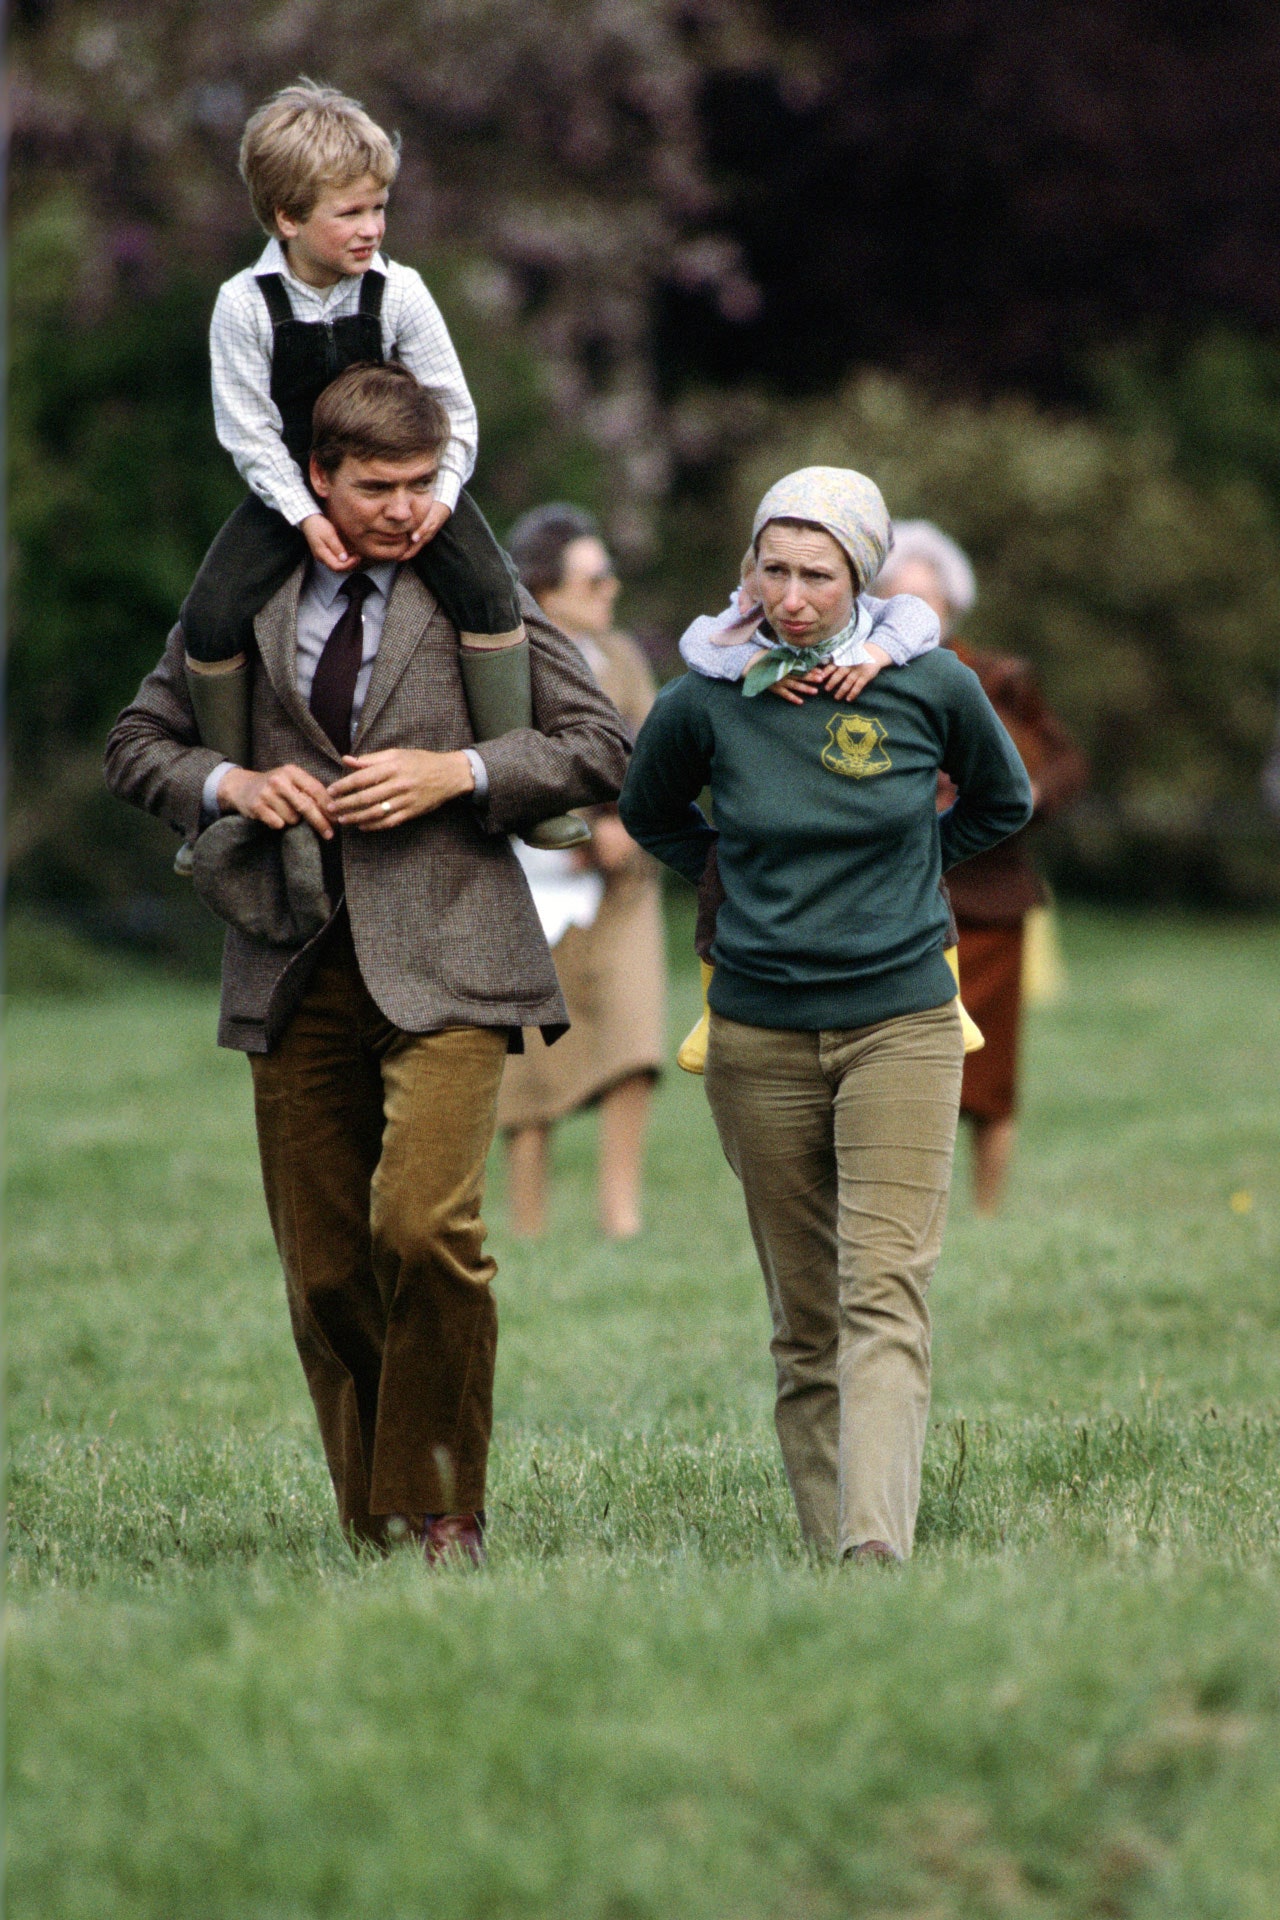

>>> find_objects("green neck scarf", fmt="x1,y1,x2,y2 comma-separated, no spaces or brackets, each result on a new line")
741,604,869,699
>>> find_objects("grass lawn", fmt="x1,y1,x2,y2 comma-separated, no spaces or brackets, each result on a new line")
6,906,1280,1918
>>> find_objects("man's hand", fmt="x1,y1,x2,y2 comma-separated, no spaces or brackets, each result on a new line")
327,748,474,830
217,763,336,837
300,513,357,572
401,498,452,559
765,642,893,706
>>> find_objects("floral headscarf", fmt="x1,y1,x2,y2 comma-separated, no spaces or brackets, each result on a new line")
751,466,891,594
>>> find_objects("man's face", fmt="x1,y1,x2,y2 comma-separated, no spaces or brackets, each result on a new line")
309,451,439,562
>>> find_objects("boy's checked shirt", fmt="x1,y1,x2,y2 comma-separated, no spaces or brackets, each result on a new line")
210,237,479,531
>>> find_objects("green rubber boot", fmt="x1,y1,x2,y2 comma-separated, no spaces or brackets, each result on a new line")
176,653,253,875
458,638,590,850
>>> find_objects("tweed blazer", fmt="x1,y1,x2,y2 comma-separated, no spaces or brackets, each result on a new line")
104,569,632,1051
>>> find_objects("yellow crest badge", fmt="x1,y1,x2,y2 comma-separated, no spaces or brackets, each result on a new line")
821,711,891,778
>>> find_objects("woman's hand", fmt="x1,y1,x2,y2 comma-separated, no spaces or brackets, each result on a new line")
327,749,474,830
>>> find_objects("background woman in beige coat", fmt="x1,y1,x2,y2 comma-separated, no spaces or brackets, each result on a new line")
499,505,667,1239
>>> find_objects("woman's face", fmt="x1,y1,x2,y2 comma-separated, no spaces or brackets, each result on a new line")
877,557,953,636
537,535,620,638
755,522,855,649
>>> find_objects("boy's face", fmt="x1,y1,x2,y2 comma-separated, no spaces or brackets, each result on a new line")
309,450,439,561
276,174,388,288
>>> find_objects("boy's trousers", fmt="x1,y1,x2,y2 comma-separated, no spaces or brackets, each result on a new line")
703,1002,964,1561
249,913,508,1544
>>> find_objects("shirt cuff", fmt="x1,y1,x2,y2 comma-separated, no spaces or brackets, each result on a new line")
433,468,462,513
278,487,321,529
462,747,489,801
201,761,235,824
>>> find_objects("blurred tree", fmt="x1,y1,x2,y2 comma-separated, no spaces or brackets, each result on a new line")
735,371,1280,903
670,0,1280,403
10,0,765,561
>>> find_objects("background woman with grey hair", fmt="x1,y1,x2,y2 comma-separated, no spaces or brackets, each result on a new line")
498,505,666,1240
875,522,1088,1213
620,469,1033,1563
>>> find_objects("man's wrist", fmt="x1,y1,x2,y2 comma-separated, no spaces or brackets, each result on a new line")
461,747,488,802
203,760,238,823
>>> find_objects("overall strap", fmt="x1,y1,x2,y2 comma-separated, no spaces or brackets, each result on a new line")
358,270,387,320
256,273,295,328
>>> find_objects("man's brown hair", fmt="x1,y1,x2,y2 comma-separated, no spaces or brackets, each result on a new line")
240,78,400,234
310,362,451,473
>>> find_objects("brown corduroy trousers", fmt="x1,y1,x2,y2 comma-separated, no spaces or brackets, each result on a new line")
704,1002,964,1561
250,916,508,1544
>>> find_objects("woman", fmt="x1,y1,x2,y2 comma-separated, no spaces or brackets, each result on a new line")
498,505,666,1240
876,523,1088,1214
619,469,1032,1562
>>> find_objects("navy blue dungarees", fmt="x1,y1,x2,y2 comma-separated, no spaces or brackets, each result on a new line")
181,270,519,665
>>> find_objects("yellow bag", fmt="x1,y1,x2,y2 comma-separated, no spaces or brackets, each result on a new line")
944,946,985,1055
676,960,715,1074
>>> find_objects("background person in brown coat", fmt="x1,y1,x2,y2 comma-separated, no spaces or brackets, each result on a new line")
876,522,1088,1214
104,365,631,1562
497,505,667,1241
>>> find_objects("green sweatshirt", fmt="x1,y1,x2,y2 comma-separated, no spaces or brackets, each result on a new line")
618,651,1034,1031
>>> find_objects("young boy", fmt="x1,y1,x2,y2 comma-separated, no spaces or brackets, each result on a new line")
179,77,584,864
671,492,983,1067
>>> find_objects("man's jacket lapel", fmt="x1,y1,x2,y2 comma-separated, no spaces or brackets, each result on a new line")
253,570,344,765
354,570,436,748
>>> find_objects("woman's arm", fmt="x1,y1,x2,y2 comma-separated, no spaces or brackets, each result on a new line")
617,679,717,884
937,663,1035,870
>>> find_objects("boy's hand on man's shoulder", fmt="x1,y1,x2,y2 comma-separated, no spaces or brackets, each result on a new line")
301,513,357,572
403,498,452,556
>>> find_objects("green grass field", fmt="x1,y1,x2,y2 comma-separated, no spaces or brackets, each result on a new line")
7,908,1280,1918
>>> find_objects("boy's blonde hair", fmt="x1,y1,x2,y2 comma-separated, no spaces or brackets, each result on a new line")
239,79,400,234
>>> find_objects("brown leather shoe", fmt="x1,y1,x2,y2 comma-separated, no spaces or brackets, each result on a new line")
844,1539,901,1566
422,1511,487,1568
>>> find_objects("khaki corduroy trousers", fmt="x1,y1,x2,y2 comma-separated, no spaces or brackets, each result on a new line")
704,1002,964,1560
250,916,508,1544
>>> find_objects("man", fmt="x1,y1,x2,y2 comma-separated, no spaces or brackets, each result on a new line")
105,362,631,1562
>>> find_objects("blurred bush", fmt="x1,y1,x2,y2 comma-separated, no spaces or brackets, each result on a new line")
735,371,1280,905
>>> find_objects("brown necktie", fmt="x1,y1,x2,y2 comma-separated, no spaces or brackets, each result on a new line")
310,570,376,753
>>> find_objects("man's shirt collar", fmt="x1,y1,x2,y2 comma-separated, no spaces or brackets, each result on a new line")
308,559,398,609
